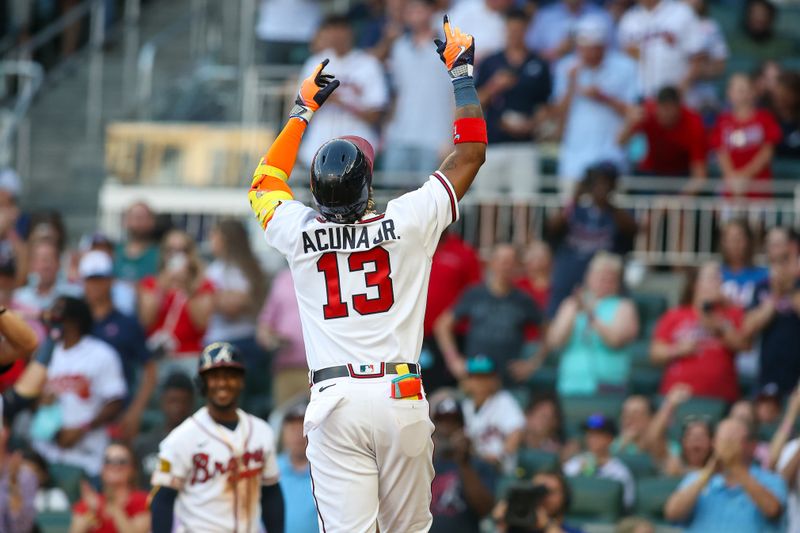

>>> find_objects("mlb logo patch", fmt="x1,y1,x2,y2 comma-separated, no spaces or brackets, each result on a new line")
360,364,376,374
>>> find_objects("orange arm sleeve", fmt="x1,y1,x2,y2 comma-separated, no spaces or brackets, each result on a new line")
248,117,307,229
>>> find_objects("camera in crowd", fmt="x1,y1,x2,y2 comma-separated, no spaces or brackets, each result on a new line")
505,481,551,533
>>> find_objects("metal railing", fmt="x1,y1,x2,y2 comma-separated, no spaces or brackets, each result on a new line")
135,0,220,120
96,180,800,268
0,61,44,181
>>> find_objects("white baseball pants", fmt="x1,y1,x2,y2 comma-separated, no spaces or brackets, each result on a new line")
304,375,435,533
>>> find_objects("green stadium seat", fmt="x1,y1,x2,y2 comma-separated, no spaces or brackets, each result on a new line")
634,476,682,522
48,463,85,503
517,448,560,478
510,387,531,410
566,477,624,523
772,158,800,181
36,510,73,533
664,396,727,441
616,452,658,479
529,366,558,392
495,474,521,499
629,366,662,397
140,408,164,434
629,338,652,368
562,395,626,436
631,292,668,339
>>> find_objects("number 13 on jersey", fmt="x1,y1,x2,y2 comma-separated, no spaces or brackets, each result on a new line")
316,246,396,319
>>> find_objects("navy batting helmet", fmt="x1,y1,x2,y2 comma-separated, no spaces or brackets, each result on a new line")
310,136,374,224
196,342,245,394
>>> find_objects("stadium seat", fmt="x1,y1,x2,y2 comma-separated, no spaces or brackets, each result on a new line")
509,387,531,410
48,463,85,503
634,476,683,522
629,366,662,397
629,338,652,367
36,510,73,533
631,292,668,339
773,158,800,181
664,396,727,440
562,395,626,436
616,452,658,479
566,477,624,523
517,448,560,478
140,408,164,434
528,366,558,393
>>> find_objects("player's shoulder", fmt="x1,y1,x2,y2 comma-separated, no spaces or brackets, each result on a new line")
161,409,204,446
387,172,456,214
270,200,319,229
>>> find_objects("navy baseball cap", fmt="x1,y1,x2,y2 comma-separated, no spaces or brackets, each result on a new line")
466,355,496,375
582,413,617,435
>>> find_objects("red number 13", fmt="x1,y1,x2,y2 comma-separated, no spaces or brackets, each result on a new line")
316,247,395,319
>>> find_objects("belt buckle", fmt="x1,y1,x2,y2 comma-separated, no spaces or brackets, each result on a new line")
347,362,385,378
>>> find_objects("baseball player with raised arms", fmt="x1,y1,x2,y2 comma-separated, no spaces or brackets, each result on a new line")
149,342,284,533
248,15,486,533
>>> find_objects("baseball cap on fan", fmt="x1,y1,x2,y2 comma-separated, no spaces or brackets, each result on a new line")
575,16,609,46
79,250,114,279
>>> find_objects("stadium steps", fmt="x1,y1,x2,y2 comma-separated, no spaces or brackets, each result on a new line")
20,0,233,241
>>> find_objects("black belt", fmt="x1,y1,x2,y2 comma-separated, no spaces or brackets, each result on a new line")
311,362,420,385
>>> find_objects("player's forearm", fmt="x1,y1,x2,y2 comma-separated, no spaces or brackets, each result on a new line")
261,483,285,533
0,310,38,362
150,486,177,533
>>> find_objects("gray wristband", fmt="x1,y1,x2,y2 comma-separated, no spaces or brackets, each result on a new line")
453,76,479,107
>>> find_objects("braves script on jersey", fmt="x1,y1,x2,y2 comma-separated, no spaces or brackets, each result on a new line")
151,407,279,533
265,172,458,369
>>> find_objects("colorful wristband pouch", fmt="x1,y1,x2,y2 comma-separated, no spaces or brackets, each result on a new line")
390,363,423,400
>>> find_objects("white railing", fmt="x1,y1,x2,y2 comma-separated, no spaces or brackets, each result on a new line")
96,180,799,267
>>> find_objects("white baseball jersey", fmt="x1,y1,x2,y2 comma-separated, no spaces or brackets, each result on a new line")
265,172,459,371
462,390,525,462
34,336,127,476
298,50,389,167
617,0,703,97
151,407,280,533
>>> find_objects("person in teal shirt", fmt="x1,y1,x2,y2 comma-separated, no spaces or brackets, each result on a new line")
665,417,787,532
548,252,639,395
277,403,319,533
113,202,160,283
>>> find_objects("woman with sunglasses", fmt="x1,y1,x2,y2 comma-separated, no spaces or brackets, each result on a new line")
70,442,150,533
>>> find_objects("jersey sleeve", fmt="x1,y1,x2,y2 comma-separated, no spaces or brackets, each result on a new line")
388,172,459,258
263,200,317,258
261,426,280,485
498,393,526,434
150,429,191,490
95,345,127,402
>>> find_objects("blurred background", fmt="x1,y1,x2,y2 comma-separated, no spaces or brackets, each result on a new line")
2,0,800,532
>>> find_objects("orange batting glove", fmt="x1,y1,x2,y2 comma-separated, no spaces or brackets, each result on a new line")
290,58,340,123
434,15,475,79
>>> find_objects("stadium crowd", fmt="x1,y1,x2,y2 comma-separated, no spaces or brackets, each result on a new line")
1,0,800,531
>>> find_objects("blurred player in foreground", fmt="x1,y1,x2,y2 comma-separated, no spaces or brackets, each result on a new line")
149,342,284,533
247,13,486,533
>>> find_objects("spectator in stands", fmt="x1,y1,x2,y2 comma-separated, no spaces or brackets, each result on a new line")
754,60,783,110
138,229,213,371
522,392,576,458
511,240,552,350
617,0,703,98
665,417,786,531
82,250,154,441
775,388,800,531
114,202,159,285
434,244,541,380
23,449,70,513
711,73,783,198
617,86,707,191
461,356,525,471
651,262,748,402
430,394,496,533
349,0,406,55
299,16,389,167
678,418,715,473
729,0,796,64
616,518,654,533
258,268,307,405
640,384,701,475
28,210,67,254
133,373,194,487
473,9,551,198
422,231,482,392
772,71,800,159
563,414,636,509
448,0,512,63
0,421,37,533
205,220,267,384
721,220,768,308
33,297,127,480
525,0,612,63
683,0,729,115
14,240,80,314
548,252,639,395
255,0,321,65
382,0,454,178
493,471,584,533
553,17,638,185
743,226,800,398
70,443,150,533
277,403,318,533
612,395,654,455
